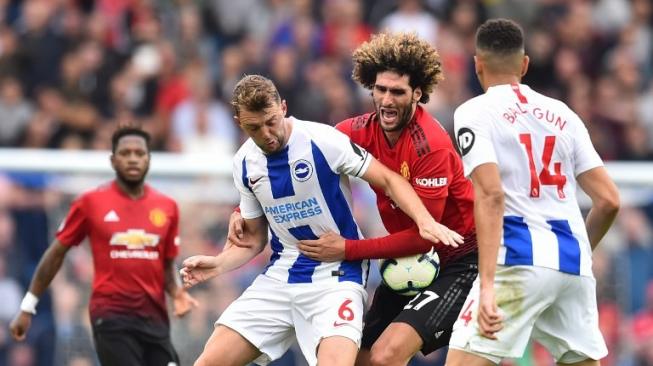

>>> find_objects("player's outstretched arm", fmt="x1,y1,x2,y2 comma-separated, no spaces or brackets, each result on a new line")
360,157,463,247
180,216,268,288
577,166,620,250
164,259,199,317
10,240,71,341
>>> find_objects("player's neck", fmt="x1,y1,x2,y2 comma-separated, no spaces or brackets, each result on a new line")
115,179,145,199
482,74,521,91
383,130,402,147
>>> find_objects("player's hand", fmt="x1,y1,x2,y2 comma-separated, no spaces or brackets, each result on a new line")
9,312,32,341
478,286,503,339
298,231,345,262
180,255,220,288
227,210,251,248
172,289,199,317
417,219,464,248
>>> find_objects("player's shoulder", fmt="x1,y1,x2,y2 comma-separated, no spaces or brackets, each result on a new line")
145,184,177,205
411,107,454,150
294,117,348,142
335,112,374,132
454,93,491,120
233,138,259,162
79,181,115,201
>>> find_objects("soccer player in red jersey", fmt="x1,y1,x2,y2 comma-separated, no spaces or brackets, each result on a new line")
229,33,479,365
9,126,198,365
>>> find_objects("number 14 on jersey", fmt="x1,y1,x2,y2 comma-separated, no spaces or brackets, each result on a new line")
519,134,567,199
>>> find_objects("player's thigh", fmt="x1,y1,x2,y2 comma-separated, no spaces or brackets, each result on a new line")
361,284,411,351
317,335,359,366
195,325,261,366
532,274,607,364
216,275,296,365
294,283,366,365
449,266,560,362
369,322,422,365
93,329,144,366
393,251,478,355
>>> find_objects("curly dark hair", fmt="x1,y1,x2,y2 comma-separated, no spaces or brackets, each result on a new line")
352,32,443,104
111,125,150,153
476,18,524,55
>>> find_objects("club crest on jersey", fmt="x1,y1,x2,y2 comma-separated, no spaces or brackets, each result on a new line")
291,159,313,182
456,128,475,156
400,161,410,180
149,208,167,227
110,229,160,249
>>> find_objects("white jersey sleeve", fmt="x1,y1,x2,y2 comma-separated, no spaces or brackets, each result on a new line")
570,112,603,176
233,147,264,219
454,101,498,177
309,123,372,177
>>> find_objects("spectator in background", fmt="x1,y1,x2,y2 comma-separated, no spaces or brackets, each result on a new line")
379,0,439,46
170,63,238,155
5,171,56,366
0,77,34,147
17,0,64,96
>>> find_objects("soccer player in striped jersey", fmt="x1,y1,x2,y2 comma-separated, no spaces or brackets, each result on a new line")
446,19,620,366
180,75,462,366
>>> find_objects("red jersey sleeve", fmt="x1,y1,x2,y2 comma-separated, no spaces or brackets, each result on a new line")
56,197,88,246
164,202,180,260
335,118,352,136
411,149,455,200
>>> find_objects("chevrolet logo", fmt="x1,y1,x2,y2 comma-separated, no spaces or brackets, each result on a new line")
110,230,160,249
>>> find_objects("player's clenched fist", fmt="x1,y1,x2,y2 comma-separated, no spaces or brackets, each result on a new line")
180,255,221,288
9,312,32,341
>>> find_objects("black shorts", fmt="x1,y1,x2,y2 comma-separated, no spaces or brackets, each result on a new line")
361,251,478,355
92,315,179,366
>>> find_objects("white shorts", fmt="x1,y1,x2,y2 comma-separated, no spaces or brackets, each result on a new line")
449,265,607,364
216,274,367,366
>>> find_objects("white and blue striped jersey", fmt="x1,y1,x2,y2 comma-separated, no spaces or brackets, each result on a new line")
234,117,372,285
454,84,603,277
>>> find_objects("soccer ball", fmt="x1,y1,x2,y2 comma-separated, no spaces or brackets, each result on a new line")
379,248,440,296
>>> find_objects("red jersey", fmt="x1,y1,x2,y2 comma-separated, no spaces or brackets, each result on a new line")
336,106,476,265
56,181,180,325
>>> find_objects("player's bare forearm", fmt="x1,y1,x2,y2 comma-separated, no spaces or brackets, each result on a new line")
363,159,432,225
28,240,70,296
471,163,504,288
585,207,618,250
577,167,620,250
164,259,182,297
215,216,268,275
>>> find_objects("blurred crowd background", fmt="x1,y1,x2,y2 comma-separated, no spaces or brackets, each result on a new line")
0,0,652,365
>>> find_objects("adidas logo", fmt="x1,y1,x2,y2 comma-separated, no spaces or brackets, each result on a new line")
104,210,120,222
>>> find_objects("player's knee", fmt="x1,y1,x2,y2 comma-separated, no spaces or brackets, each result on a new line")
369,342,403,366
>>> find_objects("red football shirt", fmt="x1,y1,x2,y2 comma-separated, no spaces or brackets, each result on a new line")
56,181,180,325
336,106,476,265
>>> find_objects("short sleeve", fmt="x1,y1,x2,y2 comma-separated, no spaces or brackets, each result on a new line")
410,149,455,200
233,155,264,220
164,202,180,259
313,126,372,178
454,103,498,177
56,197,88,246
571,113,603,176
